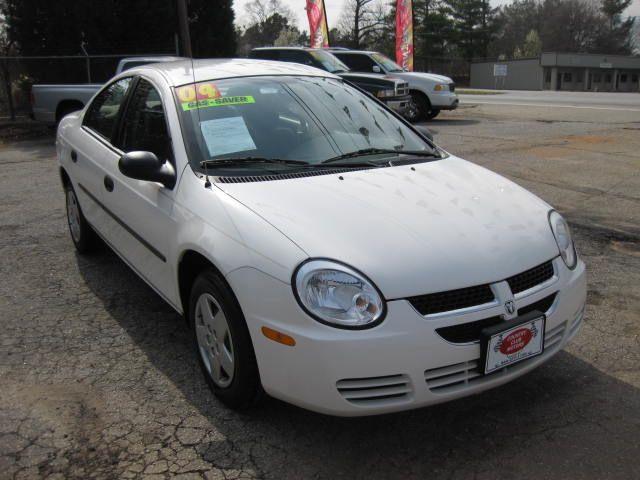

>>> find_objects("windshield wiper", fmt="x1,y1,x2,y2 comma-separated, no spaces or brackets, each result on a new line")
200,157,312,168
321,148,439,164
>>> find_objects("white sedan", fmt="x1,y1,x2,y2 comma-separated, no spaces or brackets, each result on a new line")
57,59,586,416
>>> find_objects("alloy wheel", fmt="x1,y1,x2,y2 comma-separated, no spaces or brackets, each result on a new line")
194,293,235,388
66,189,82,243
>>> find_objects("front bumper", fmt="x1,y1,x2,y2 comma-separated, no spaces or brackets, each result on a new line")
431,91,459,111
228,257,586,416
382,95,411,115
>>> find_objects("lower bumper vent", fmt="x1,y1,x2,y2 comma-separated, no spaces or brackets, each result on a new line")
426,320,568,394
336,374,412,407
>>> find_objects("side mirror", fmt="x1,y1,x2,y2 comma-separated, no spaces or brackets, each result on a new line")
415,125,434,141
372,65,381,73
118,151,176,189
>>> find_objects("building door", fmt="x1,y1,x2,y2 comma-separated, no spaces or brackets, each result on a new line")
557,73,562,90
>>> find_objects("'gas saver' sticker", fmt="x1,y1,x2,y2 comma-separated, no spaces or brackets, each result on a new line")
181,95,255,111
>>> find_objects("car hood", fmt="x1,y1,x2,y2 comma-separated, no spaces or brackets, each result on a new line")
397,71,453,84
217,157,559,299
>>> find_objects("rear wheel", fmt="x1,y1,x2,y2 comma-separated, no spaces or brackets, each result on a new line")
65,183,98,253
190,269,262,409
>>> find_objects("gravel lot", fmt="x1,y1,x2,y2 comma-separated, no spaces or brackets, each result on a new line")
1,102,639,479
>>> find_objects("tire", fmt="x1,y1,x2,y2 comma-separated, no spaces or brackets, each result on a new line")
189,269,262,409
65,183,99,253
426,109,441,120
409,92,439,122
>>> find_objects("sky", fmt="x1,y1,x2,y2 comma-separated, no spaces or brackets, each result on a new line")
233,0,640,30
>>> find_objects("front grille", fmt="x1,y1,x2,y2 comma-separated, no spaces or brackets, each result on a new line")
449,83,456,92
425,321,567,394
407,285,494,316
336,374,412,407
507,261,554,294
517,293,557,316
407,260,555,316
436,316,502,343
396,82,409,96
435,293,557,344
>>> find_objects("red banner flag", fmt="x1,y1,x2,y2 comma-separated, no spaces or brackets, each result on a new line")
395,0,414,71
306,0,329,48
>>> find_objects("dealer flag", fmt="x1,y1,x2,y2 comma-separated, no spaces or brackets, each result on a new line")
395,0,414,71
306,0,329,48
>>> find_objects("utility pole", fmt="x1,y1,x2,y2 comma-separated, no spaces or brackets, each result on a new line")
176,0,193,58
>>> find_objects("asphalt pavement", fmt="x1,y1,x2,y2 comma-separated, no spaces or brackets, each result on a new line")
1,98,639,479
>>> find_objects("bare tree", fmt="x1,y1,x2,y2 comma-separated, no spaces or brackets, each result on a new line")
337,0,388,48
244,0,296,26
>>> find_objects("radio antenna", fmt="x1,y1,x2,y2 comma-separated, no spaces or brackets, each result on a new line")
177,0,210,188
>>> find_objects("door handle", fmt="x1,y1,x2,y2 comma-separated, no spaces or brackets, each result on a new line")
103,176,114,192
70,150,77,163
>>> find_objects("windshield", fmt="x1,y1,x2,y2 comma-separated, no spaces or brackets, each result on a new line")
371,53,404,72
308,50,350,73
175,76,435,175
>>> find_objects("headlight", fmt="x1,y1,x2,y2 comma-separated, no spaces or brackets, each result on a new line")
376,89,396,98
293,259,386,329
548,211,577,269
433,83,449,92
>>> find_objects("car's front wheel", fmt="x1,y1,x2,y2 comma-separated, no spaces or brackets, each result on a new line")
408,92,440,122
65,183,98,253
189,269,262,409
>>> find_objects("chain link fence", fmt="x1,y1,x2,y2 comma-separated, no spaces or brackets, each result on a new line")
414,57,473,86
0,54,176,119
0,53,475,120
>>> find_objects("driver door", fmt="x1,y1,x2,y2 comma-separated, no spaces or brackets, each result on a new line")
98,77,179,308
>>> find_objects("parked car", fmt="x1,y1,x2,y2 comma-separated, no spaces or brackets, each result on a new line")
31,56,184,124
249,47,411,118
330,49,459,121
57,58,586,416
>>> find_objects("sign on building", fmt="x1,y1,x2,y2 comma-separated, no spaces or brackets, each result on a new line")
494,64,508,76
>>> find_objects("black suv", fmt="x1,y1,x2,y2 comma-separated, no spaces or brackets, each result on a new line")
249,47,411,117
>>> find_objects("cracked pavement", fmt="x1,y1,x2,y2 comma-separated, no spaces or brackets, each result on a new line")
1,102,639,479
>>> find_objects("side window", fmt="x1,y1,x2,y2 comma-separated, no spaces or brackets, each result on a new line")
119,79,172,163
249,50,278,60
84,77,132,140
279,50,314,66
338,54,376,72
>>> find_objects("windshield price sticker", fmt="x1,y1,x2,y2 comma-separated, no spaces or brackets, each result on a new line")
177,82,221,102
181,95,255,111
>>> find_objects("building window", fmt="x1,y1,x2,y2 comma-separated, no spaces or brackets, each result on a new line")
605,74,612,83
563,72,572,82
545,69,551,83
593,74,601,83
620,74,628,83
576,71,583,82
633,74,639,83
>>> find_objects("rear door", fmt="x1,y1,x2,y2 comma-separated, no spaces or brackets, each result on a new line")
74,77,134,234
97,77,179,307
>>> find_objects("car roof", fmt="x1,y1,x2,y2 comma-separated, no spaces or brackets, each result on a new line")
252,46,315,51
126,58,337,87
329,50,376,55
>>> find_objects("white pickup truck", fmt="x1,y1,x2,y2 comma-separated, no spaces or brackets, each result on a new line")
329,49,459,121
31,56,184,124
